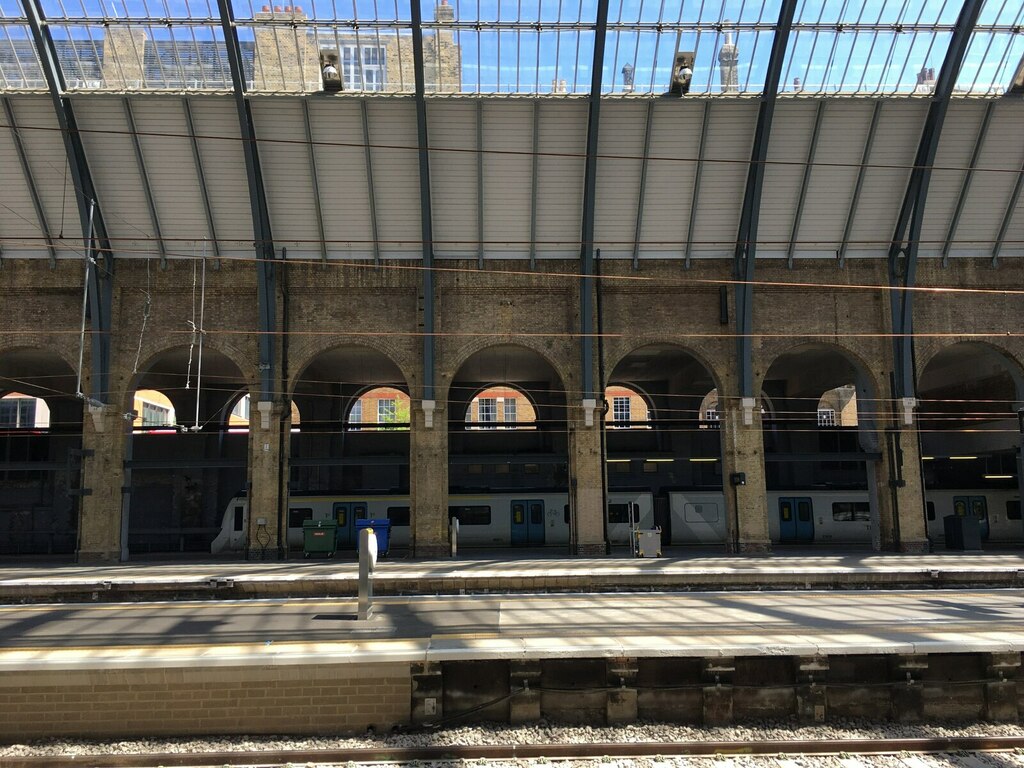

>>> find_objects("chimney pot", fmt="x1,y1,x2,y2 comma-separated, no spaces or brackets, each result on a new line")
262,4,270,10
274,5,282,11
284,5,292,10
295,4,302,11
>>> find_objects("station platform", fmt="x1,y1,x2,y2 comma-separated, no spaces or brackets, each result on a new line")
3,548,1024,603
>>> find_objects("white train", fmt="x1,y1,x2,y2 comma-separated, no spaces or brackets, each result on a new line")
210,487,1023,554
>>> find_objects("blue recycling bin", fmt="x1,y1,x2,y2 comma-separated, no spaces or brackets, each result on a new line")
355,518,392,557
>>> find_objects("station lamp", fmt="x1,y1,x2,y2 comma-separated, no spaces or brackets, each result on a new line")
669,51,695,96
320,49,343,92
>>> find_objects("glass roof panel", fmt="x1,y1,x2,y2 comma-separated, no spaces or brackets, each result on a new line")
0,24,46,90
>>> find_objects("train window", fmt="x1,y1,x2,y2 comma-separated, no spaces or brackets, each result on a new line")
333,503,347,526
524,464,539,474
954,499,968,516
610,462,630,474
288,508,313,528
495,463,510,474
684,502,719,524
797,501,812,522
642,462,659,473
530,503,544,525
468,464,483,474
607,503,630,524
387,506,410,526
971,498,987,519
354,505,368,520
233,505,244,532
926,502,935,521
512,503,525,525
1007,501,1021,520
449,505,491,525
832,502,870,522
564,505,570,524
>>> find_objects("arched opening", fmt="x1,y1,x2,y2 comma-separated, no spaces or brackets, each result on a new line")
761,345,878,547
448,345,568,548
125,347,248,557
347,386,411,431
605,345,721,547
225,393,301,432
465,385,537,430
0,349,83,558
918,342,1024,545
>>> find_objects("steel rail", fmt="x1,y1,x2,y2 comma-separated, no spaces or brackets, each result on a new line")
7,736,1024,767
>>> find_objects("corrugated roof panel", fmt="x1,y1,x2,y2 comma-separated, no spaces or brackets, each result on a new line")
72,95,155,256
918,100,987,258
427,99,479,258
251,98,321,260
846,100,927,257
757,100,817,258
125,96,212,249
794,99,874,255
637,101,704,259
186,96,255,255
593,100,646,259
366,99,422,258
691,101,757,258
534,101,587,258
0,100,49,258
481,100,533,258
955,100,1024,258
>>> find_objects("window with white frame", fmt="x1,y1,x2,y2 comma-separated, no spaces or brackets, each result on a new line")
612,396,631,425
503,397,516,426
817,408,837,427
341,45,386,91
350,399,362,425
378,398,397,424
478,398,497,428
142,401,171,427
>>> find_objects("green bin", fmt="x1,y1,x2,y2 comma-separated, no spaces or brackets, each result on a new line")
303,519,338,558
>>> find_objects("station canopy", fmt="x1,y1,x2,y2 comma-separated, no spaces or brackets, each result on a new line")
0,0,1022,95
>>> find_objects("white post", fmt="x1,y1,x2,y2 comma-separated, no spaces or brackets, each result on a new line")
358,527,377,620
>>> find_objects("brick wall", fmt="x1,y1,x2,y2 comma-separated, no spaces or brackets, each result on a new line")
0,663,411,739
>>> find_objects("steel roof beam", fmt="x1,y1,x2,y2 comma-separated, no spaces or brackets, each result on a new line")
529,100,540,270
786,100,825,269
2,96,58,267
21,0,114,404
838,100,882,268
943,100,993,267
301,100,328,265
684,102,710,269
887,0,984,401
631,100,653,271
992,152,1024,265
216,0,277,401
579,0,610,402
477,99,484,269
359,100,381,265
733,0,799,399
410,0,436,401
122,98,167,269
182,97,221,268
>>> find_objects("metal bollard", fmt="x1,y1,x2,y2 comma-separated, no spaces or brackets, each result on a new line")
358,527,377,620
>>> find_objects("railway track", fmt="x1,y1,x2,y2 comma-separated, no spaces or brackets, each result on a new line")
5,736,1024,767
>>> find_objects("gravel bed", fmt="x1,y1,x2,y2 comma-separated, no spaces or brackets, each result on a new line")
5,720,1024,758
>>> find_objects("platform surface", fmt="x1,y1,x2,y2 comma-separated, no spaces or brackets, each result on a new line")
2,587,1024,670
3,549,1024,602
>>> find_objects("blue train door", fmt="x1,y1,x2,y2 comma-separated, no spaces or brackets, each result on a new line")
511,499,545,545
333,501,368,548
954,495,990,541
779,497,814,542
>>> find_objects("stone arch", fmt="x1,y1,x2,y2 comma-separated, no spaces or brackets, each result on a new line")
461,382,540,428
756,338,884,409
443,336,571,405
916,339,1024,404
288,337,415,399
604,340,725,397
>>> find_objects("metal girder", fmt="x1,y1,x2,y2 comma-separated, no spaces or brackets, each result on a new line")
684,101,710,269
838,100,882,267
182,98,221,268
122,98,167,269
732,0,798,399
943,101,993,267
887,0,984,400
360,100,381,265
301,100,329,265
216,0,277,401
579,0,610,402
1,97,57,267
631,100,653,271
529,100,540,269
993,152,1024,265
410,0,436,401
786,100,825,269
477,99,485,269
21,0,114,404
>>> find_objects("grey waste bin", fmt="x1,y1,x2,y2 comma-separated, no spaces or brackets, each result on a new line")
943,514,981,551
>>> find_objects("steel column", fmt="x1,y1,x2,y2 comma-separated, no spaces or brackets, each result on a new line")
684,101,710,269
216,0,277,401
631,100,653,270
528,100,540,269
786,100,825,269
942,101,993,266
122,98,167,268
477,99,485,268
733,0,798,399
579,0,610,401
411,0,436,401
182,97,221,268
360,100,381,265
1,96,58,266
21,0,113,403
301,100,329,265
887,0,984,400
